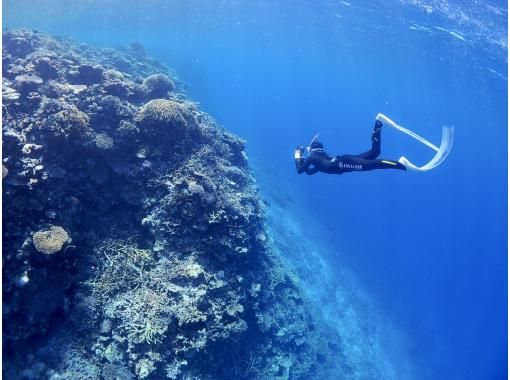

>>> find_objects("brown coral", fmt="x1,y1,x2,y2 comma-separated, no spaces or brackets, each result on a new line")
46,105,93,141
32,225,70,255
136,99,196,133
142,74,175,99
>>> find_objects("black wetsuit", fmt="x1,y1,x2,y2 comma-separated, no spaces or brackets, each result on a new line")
297,121,406,175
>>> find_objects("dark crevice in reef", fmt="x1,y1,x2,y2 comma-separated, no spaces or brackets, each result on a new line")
2,29,346,380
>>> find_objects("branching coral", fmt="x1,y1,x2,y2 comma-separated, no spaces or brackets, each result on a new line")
102,363,135,380
168,287,207,326
135,357,157,379
59,348,101,380
87,239,152,299
106,286,170,345
165,358,187,379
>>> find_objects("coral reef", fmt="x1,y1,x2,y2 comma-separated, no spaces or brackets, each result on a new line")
2,29,361,380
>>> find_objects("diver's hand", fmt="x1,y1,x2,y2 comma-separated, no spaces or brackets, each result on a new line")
295,157,305,171
294,146,305,171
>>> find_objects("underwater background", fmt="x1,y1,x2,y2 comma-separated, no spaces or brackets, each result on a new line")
3,0,508,379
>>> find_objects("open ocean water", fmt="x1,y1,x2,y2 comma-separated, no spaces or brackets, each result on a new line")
3,1,508,379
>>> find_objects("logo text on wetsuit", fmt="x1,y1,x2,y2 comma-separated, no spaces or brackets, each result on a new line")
338,162,362,170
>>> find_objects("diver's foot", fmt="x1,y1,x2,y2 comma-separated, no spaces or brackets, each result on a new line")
396,158,407,171
396,162,407,170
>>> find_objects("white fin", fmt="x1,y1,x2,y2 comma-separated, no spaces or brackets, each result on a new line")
376,113,454,172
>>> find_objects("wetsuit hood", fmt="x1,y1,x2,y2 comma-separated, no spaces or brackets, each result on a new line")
309,141,325,154
310,141,323,149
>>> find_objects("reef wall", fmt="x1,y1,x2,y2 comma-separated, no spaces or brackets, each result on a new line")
2,30,393,380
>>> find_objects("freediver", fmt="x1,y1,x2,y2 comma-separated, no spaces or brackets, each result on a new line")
295,120,407,175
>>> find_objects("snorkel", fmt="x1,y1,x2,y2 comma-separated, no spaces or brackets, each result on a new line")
295,133,322,171
295,133,321,167
307,133,320,155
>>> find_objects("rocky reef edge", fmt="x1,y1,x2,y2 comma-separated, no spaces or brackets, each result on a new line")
2,29,351,380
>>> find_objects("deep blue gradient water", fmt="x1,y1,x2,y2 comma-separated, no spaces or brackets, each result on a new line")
4,1,508,379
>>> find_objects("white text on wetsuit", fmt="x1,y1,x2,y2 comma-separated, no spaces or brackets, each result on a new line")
338,162,362,170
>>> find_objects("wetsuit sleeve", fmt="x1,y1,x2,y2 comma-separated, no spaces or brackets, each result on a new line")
297,157,316,174
305,165,319,175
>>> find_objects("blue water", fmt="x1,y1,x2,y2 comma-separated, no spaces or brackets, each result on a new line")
4,1,508,379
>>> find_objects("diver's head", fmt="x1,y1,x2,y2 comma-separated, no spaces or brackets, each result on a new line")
310,141,324,152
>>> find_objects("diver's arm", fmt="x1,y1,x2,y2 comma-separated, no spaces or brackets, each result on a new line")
298,156,321,175
297,157,311,174
305,166,319,175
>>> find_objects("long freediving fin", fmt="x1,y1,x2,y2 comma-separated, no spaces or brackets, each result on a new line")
376,113,454,172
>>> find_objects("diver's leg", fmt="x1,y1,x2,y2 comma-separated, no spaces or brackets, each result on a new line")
367,158,406,171
355,120,382,160
336,155,406,172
